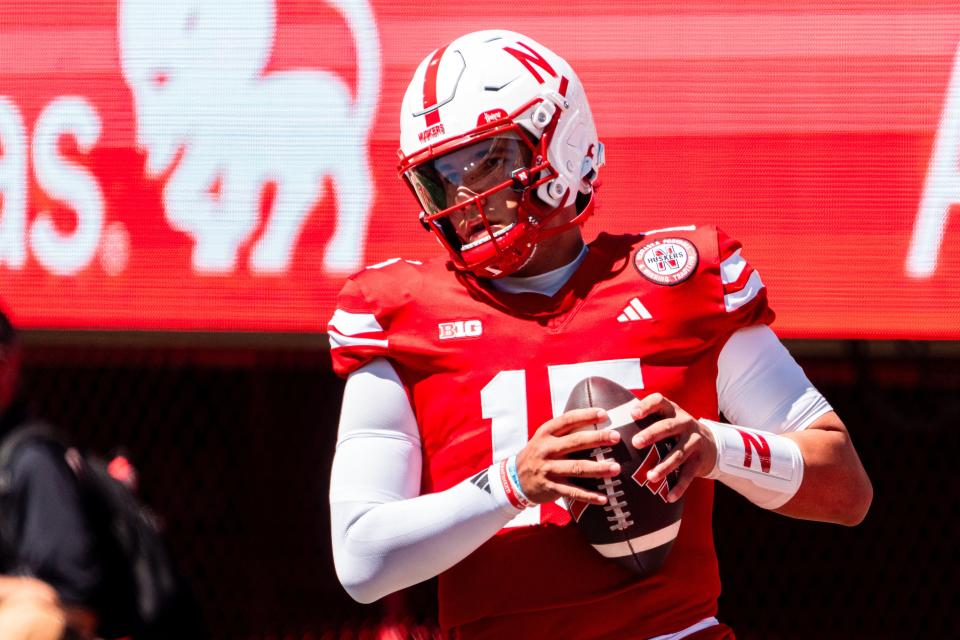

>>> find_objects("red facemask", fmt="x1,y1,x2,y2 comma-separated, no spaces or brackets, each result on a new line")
399,99,595,278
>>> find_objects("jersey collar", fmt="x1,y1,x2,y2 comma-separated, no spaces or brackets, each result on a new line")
490,244,589,297
452,233,639,320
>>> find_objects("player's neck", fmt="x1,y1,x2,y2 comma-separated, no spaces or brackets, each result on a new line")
511,226,585,278
491,243,588,297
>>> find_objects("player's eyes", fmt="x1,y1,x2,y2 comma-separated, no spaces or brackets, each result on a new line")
468,153,507,178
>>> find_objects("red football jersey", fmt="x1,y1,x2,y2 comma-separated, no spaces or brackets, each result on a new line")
329,226,773,639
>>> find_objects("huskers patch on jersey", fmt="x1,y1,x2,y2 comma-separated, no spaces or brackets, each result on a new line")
633,238,699,286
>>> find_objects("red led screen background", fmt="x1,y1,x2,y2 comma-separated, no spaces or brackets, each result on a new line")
1,0,958,338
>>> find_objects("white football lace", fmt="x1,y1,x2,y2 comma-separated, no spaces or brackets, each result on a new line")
591,445,634,532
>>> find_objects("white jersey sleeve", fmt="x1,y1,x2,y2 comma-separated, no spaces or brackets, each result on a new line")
717,325,833,433
329,358,520,603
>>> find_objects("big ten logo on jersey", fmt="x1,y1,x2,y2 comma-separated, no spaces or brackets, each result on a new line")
908,41,960,279
0,97,120,276
438,320,482,340
118,0,381,274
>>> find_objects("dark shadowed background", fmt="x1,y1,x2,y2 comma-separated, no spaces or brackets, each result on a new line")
16,334,956,639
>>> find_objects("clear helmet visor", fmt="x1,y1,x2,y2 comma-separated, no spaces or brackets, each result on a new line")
405,131,534,217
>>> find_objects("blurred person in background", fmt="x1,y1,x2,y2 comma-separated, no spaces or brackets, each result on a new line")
327,30,872,639
0,308,100,640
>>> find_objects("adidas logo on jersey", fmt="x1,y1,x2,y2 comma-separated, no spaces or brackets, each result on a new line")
617,298,652,323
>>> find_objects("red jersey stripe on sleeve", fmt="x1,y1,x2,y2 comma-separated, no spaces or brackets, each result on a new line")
328,328,388,351
718,245,765,314
722,270,765,313
328,279,391,377
329,309,385,340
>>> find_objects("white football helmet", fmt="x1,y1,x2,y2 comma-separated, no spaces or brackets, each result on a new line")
398,30,604,278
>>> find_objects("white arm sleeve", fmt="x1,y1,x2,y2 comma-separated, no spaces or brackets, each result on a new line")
710,325,831,509
329,358,520,604
717,325,833,434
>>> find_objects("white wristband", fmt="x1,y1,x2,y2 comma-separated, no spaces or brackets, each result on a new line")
701,419,804,510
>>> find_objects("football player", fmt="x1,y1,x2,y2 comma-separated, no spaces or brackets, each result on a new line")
328,30,872,640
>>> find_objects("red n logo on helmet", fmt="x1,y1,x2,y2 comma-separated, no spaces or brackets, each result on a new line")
503,42,558,84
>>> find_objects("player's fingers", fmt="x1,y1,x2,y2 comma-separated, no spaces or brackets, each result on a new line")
647,431,700,484
666,457,699,503
630,392,675,421
542,408,607,436
646,442,687,485
545,480,607,505
633,416,687,449
545,458,621,479
550,427,620,454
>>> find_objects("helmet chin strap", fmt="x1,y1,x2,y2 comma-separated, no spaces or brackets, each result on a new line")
460,190,594,279
512,242,540,274
532,196,594,243
459,221,536,278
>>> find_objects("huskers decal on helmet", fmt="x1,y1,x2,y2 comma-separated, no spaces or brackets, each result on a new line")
397,30,604,278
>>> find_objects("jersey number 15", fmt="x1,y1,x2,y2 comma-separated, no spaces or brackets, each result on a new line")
480,358,643,528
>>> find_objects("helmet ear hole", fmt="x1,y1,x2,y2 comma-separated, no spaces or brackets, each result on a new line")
531,101,557,130
537,176,569,208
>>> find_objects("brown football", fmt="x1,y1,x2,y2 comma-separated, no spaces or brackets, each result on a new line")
564,376,684,576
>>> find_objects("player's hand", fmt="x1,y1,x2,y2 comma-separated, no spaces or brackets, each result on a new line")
515,408,621,505
630,393,717,503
